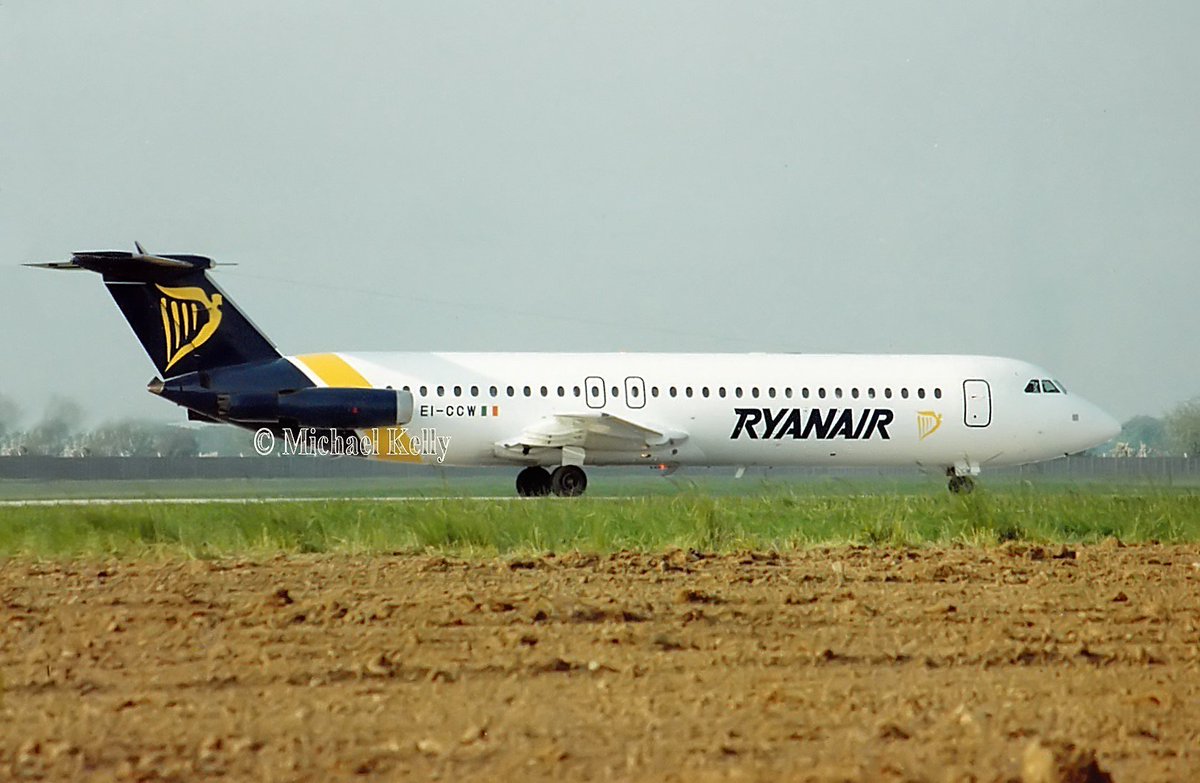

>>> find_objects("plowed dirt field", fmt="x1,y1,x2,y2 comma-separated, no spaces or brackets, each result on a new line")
3,544,1199,781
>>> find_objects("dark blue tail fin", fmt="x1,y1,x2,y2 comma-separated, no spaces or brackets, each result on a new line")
29,246,279,379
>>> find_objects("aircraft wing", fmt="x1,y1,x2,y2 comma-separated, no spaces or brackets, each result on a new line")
494,412,687,461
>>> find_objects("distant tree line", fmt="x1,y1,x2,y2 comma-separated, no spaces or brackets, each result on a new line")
1105,397,1200,457
1164,398,1200,457
0,394,256,457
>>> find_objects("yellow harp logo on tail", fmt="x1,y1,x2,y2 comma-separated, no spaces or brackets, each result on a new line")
917,410,943,441
157,285,223,372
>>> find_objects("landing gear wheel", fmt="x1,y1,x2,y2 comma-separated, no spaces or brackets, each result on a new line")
948,475,975,494
516,466,552,497
550,465,588,497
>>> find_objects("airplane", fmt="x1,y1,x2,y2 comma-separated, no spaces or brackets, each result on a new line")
29,246,1121,496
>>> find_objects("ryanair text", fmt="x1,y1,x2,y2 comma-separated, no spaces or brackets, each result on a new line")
730,407,894,440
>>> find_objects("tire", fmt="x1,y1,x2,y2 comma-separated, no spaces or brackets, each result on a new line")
550,465,588,497
948,475,975,494
516,466,552,497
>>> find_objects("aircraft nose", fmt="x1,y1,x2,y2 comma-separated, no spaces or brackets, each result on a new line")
1079,401,1121,449
1066,398,1120,453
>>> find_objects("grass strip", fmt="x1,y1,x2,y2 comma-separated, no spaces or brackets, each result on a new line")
0,490,1197,559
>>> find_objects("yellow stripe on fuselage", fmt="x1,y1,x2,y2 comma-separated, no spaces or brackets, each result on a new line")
295,353,371,388
293,353,420,463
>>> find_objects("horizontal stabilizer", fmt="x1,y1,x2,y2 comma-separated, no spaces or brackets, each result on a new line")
26,244,215,281
23,261,89,271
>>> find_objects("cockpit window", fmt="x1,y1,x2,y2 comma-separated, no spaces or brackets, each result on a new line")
1024,379,1040,394
1054,379,1067,393
1041,379,1061,393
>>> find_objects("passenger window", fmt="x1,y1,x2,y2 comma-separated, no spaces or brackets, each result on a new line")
917,388,926,399
751,387,760,398
523,386,531,397
802,387,810,399
701,387,710,398
818,388,826,399
784,387,793,398
1041,380,1060,393
685,387,694,398
719,387,727,398
867,388,876,399
901,388,909,399
631,386,640,398
420,385,428,396
669,386,678,398
557,385,565,397
934,388,942,399
590,384,600,397
650,386,659,397
489,385,497,396
884,388,892,399
506,385,515,397
834,387,843,399
611,386,620,398
768,387,776,398
453,385,462,396
735,387,743,398
437,385,445,396
851,388,859,399
1025,380,1040,394
540,386,548,397
574,386,582,397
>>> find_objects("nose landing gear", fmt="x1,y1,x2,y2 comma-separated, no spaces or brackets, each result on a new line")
945,463,979,494
947,474,975,494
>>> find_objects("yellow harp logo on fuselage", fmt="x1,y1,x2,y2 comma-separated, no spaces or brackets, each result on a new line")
157,285,223,372
917,410,943,441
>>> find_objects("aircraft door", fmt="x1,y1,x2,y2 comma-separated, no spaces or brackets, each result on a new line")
624,376,646,409
584,376,606,409
963,379,992,427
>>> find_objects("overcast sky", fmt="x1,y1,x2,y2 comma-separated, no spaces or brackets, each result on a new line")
1,1,1197,425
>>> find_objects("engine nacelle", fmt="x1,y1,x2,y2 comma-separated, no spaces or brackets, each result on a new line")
219,387,413,429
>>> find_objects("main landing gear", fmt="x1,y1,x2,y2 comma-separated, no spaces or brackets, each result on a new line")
515,465,588,497
947,474,976,494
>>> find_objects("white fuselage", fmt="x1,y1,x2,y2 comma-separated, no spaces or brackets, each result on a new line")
285,352,1119,474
